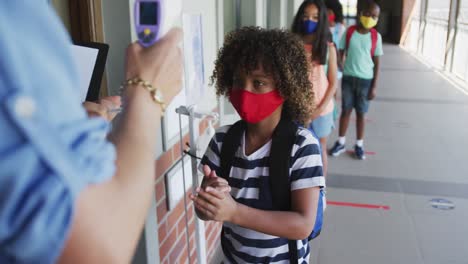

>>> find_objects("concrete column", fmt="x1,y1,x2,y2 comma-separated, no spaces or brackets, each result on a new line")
267,0,288,29
255,0,267,27
417,0,428,54
445,0,460,72
287,0,303,29
239,0,256,27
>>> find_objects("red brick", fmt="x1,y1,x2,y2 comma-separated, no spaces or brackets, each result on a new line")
155,177,166,202
172,141,182,161
190,251,197,264
177,215,190,238
157,198,168,222
158,222,168,244
187,205,195,223
156,150,173,179
207,224,221,252
206,229,214,252
209,230,220,253
188,217,196,236
178,244,190,264
160,227,177,260
168,199,185,227
169,236,187,264
189,234,196,256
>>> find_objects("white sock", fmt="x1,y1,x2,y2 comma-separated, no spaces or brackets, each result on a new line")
338,137,346,145
356,139,364,147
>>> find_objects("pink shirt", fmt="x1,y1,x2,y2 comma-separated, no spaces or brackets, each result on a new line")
304,44,334,116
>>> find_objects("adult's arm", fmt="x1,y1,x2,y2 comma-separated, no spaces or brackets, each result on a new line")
58,29,183,263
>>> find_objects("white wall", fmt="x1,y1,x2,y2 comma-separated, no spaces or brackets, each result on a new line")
101,0,132,96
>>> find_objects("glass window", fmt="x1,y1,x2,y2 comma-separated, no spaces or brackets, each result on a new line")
459,0,468,23
426,0,450,21
413,0,422,19
340,0,357,17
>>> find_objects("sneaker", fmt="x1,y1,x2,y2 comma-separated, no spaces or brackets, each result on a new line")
330,141,346,157
354,145,366,160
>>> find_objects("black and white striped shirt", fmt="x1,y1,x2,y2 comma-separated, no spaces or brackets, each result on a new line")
200,125,325,263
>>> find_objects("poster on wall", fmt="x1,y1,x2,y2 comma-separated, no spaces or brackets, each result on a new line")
182,13,205,105
162,13,205,151
165,156,193,210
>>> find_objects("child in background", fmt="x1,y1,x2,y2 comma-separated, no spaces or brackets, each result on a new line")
329,0,383,160
326,0,346,81
292,0,338,176
190,27,325,263
326,0,346,54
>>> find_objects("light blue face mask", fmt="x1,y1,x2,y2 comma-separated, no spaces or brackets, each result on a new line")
302,20,319,34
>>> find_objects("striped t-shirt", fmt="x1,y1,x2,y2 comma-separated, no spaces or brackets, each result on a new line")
200,125,325,263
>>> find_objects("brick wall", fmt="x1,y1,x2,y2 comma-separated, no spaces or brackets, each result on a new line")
155,111,222,263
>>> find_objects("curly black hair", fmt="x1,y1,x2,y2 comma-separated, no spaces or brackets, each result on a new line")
210,27,315,126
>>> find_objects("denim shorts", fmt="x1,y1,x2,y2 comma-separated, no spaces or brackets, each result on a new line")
341,75,373,113
309,111,335,138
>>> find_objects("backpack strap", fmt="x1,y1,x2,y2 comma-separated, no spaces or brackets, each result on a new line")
269,117,299,263
269,117,298,211
219,120,246,181
219,117,300,263
345,25,357,54
370,28,378,57
346,25,378,57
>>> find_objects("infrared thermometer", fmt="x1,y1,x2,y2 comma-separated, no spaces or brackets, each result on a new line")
134,0,162,47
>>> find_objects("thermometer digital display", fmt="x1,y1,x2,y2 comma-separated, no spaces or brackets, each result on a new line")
134,0,161,47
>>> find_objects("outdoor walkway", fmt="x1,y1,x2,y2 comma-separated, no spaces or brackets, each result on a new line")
310,44,468,264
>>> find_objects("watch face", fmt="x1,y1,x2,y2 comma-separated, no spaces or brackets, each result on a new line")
154,89,164,102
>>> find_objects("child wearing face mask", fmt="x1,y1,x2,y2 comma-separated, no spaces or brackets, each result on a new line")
326,0,346,81
325,0,346,56
190,27,325,263
291,0,338,177
329,0,383,160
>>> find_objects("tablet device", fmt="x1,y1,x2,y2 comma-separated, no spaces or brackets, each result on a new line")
71,42,109,102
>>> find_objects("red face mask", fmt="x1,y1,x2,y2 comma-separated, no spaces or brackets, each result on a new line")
229,89,284,124
328,14,336,24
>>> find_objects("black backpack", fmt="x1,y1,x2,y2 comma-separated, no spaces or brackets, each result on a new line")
219,117,324,263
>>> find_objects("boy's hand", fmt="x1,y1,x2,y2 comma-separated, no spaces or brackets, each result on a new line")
190,187,237,222
192,165,231,221
368,87,377,100
201,165,231,193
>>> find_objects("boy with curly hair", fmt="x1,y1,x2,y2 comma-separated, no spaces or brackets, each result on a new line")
189,27,325,263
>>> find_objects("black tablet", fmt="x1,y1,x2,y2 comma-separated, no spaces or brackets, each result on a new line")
71,42,109,102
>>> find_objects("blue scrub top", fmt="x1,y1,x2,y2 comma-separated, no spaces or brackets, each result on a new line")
0,2,116,263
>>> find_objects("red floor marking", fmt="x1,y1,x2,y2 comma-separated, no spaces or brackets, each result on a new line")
328,200,390,210
346,150,376,155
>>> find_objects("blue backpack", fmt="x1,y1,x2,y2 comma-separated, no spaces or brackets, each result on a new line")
220,116,325,263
